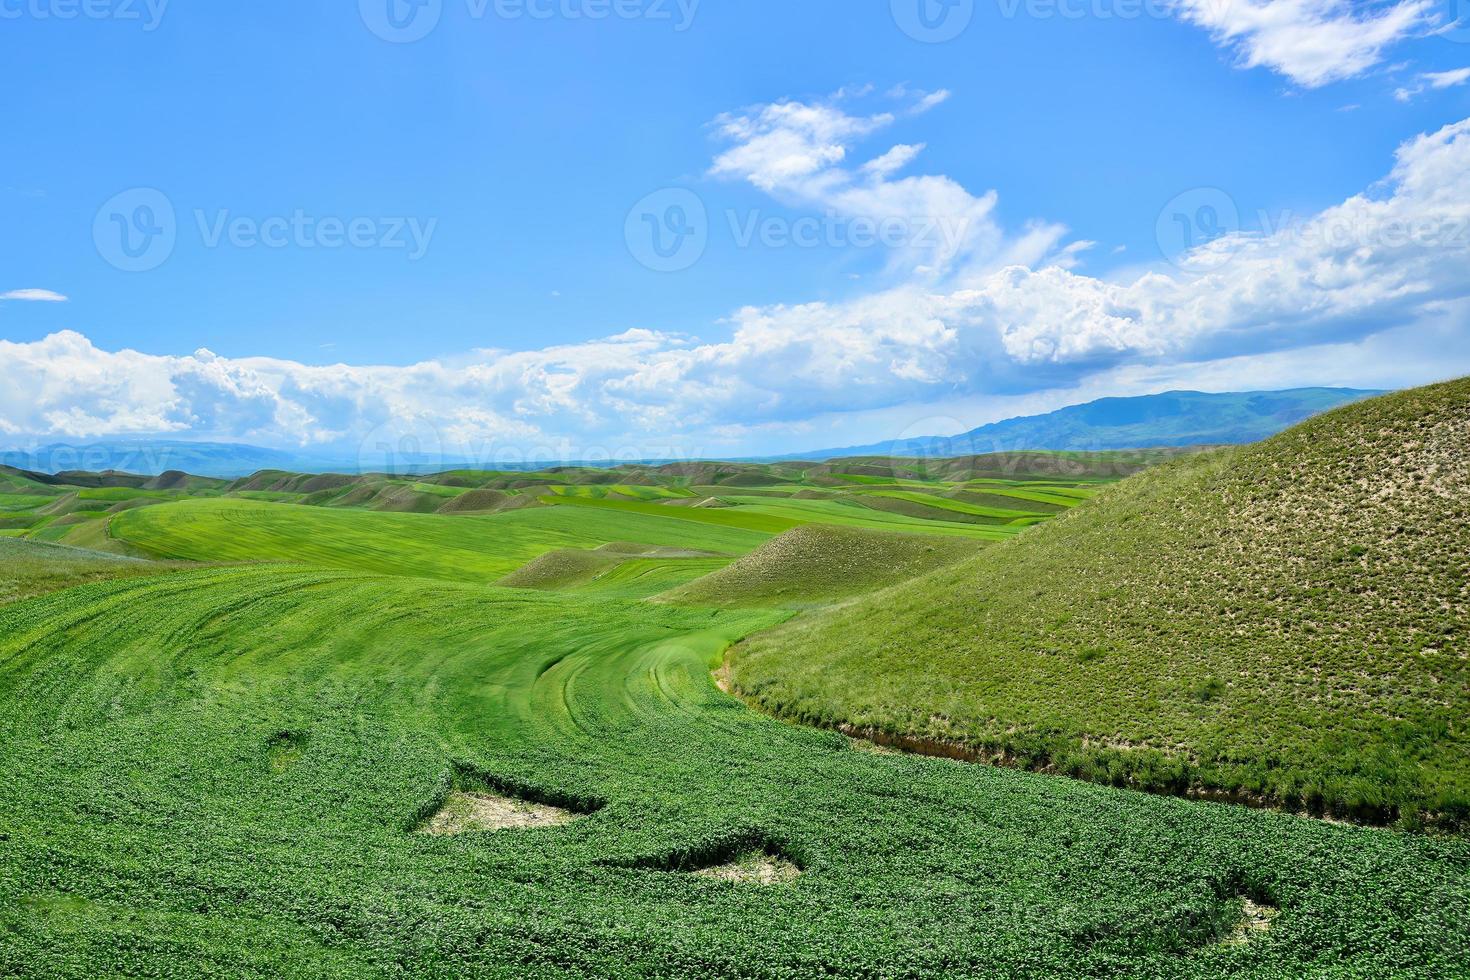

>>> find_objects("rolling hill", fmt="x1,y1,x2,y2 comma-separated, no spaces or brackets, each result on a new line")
658,525,984,609
731,379,1470,827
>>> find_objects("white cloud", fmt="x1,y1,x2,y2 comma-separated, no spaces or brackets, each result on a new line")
2,106,1469,458
862,143,926,179
710,91,1068,278
968,116,1470,366
1173,0,1434,88
1424,67,1470,88
1395,66,1470,101
1,288,68,302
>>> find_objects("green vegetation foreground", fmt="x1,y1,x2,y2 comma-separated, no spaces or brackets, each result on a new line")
1,565,1468,976
732,380,1470,827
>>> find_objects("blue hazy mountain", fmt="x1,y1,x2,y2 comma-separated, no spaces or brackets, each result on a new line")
792,388,1385,459
0,441,311,479
3,389,1385,477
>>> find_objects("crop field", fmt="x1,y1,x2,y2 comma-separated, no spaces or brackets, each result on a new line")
2,563,1468,978
0,431,1466,976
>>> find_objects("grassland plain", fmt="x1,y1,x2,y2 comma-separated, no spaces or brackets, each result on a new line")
1,565,1468,977
731,380,1470,827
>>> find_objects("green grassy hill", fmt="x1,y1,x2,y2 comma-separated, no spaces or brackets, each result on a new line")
660,525,983,608
731,380,1470,827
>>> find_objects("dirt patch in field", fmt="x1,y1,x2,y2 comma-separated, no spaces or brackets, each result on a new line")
1221,897,1279,946
266,731,307,773
420,791,582,835
693,850,802,885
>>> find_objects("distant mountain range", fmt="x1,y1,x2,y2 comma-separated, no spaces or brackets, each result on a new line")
788,388,1385,460
1,388,1385,477
0,442,474,480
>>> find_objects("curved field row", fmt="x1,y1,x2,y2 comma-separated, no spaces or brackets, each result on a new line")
710,495,1025,539
0,567,1466,977
855,489,1050,521
109,497,770,581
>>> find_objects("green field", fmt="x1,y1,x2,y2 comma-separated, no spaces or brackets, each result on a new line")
733,380,1470,828
0,430,1466,975
2,564,1468,977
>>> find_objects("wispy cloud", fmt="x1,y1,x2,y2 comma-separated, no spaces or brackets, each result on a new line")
1173,0,1434,88
1395,66,1470,102
1,288,68,303
709,89,1066,279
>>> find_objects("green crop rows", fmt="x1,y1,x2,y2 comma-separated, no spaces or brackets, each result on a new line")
2,566,1467,977
1,437,1466,975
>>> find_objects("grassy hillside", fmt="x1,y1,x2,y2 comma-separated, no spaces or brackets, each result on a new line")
0,538,175,605
732,380,1470,827
660,525,983,608
2,565,1467,976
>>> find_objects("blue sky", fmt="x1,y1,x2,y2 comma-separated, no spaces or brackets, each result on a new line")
3,0,1470,460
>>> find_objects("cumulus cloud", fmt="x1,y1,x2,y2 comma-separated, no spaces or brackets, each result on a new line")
2,106,1469,458
708,90,1048,278
1172,0,1434,88
1,288,68,302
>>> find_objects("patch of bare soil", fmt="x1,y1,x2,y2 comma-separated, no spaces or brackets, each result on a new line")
1222,897,1279,946
847,735,901,756
693,850,802,885
420,791,581,835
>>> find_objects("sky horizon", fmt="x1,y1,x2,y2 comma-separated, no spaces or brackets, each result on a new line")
4,0,1470,459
